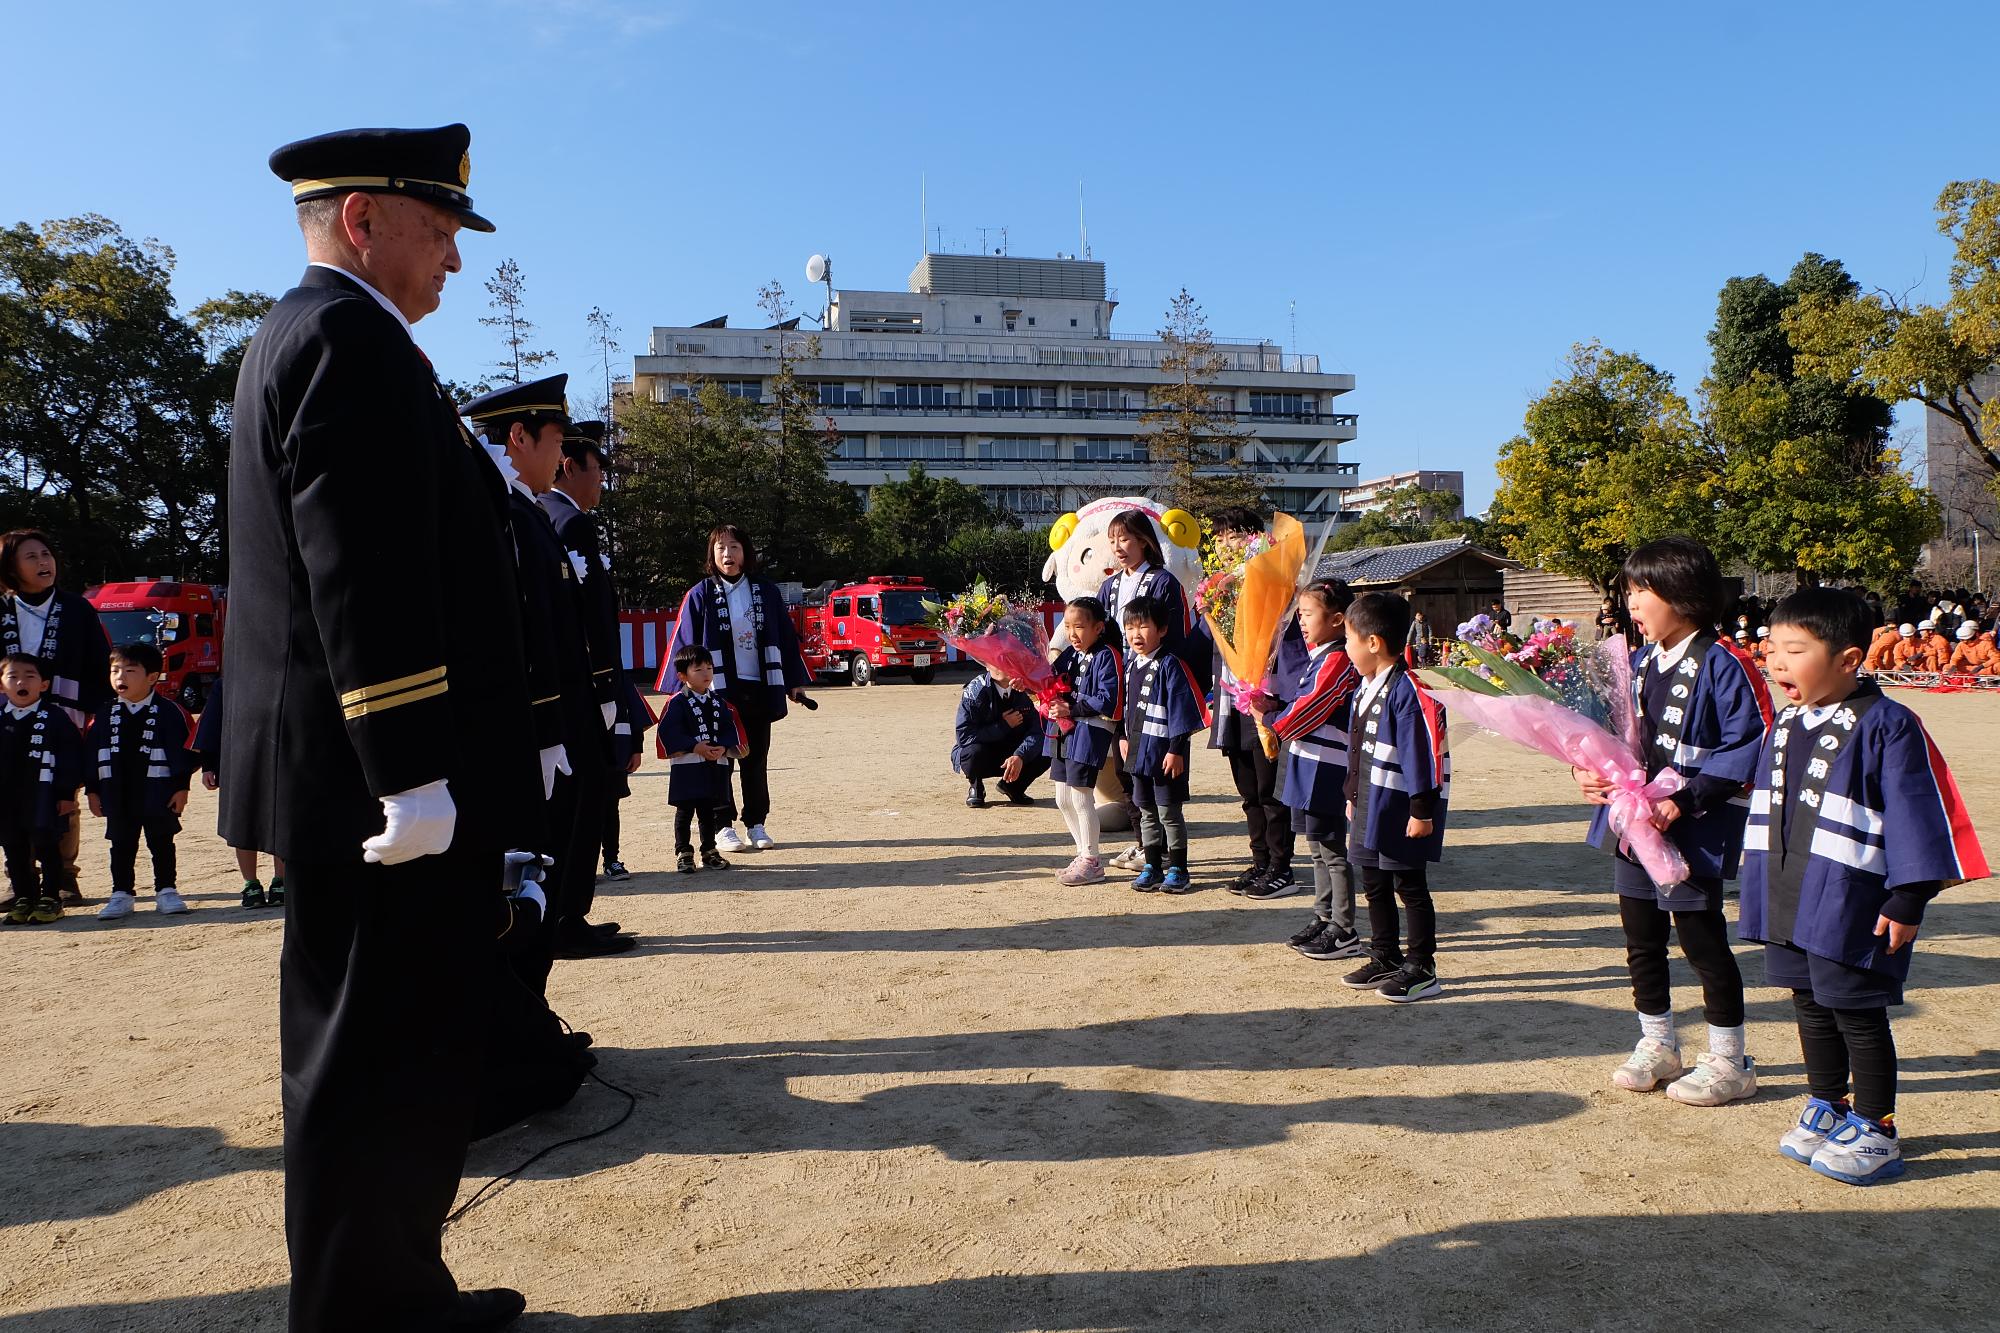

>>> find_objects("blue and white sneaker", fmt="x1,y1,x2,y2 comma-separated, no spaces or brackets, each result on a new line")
1778,1097,1846,1165
1810,1111,1906,1186
1161,866,1193,894
1131,865,1164,892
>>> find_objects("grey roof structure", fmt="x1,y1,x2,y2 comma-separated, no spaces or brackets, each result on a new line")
1312,536,1517,586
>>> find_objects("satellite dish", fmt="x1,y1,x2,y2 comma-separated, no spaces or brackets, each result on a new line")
805,254,828,284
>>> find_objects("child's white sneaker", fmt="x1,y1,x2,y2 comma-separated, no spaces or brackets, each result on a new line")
1058,855,1104,886
97,891,137,921
1665,1052,1757,1106
748,824,775,850
1779,1097,1846,1165
1109,843,1144,871
1809,1111,1906,1185
155,888,189,915
1611,1037,1685,1091
715,826,747,854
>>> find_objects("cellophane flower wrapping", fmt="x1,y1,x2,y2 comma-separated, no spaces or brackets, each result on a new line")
926,580,1057,697
1198,513,1308,759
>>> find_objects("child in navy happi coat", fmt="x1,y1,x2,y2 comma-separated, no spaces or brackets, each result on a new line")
85,643,197,920
1576,538,1773,1107
1260,580,1364,959
1043,597,1124,885
1120,596,1210,894
1339,593,1449,1003
658,644,747,873
952,671,1049,809
1,652,86,924
1742,588,1988,1185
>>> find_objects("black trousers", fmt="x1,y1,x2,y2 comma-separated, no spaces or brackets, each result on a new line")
719,687,775,827
1225,745,1291,871
1794,991,1898,1121
601,791,622,864
3,822,72,902
280,847,494,1333
554,757,606,928
959,738,1050,790
1617,894,1745,1026
107,813,180,894
674,803,721,853
1361,863,1434,966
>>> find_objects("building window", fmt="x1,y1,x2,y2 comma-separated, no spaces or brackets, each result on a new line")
810,381,860,407
719,380,763,401
977,385,1058,410
833,436,868,459
879,382,957,408
979,437,1059,461
1068,387,1143,411
981,485,1061,515
973,314,982,324
1027,316,1036,326
1070,318,1078,327
878,435,965,460
1074,437,1149,463
848,311,923,334
1249,391,1313,418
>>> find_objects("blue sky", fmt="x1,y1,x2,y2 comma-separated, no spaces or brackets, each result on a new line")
6,1,1987,511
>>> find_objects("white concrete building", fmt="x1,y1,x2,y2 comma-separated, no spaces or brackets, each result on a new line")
630,253,1358,519
1340,469,1466,521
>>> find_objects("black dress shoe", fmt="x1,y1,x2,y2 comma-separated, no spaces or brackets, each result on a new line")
966,782,988,808
996,781,1035,806
554,930,637,959
591,919,622,937
446,1286,526,1329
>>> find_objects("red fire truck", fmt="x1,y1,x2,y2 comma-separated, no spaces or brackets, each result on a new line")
85,579,226,710
803,575,946,686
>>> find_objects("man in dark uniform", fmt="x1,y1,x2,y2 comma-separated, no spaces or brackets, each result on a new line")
539,422,645,879
223,124,539,1332
463,380,633,975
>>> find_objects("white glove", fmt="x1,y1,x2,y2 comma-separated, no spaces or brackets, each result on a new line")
361,779,456,865
600,700,617,729
539,744,571,800
567,550,589,583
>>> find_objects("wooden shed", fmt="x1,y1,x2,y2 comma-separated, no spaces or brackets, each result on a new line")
1314,537,1520,630
1504,568,1605,626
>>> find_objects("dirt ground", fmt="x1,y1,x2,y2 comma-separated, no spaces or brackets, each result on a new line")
2,673,1997,1332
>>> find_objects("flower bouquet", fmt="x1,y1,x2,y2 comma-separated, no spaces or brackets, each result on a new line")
1197,513,1312,758
924,578,1056,699
1428,628,1691,887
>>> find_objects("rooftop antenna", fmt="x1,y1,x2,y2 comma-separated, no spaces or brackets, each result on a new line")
1079,180,1089,259
1289,299,1297,359
805,253,832,329
920,171,927,259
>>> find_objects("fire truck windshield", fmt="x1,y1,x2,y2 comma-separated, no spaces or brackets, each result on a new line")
877,590,931,626
98,610,177,646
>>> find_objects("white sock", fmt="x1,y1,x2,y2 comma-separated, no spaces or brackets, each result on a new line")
1055,785,1086,856
1708,1024,1747,1065
1638,1011,1676,1046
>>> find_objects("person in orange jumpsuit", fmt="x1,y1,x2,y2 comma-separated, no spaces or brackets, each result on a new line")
1863,622,1901,672
1888,623,1925,670
1946,623,1997,677
1917,621,1952,673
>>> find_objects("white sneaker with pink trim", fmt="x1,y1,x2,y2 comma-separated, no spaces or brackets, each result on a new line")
1058,855,1105,886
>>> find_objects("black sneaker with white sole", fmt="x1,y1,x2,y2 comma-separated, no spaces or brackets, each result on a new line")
1376,962,1441,1003
1299,927,1368,961
1244,870,1301,901
1227,865,1270,895
1285,917,1330,948
1341,955,1404,989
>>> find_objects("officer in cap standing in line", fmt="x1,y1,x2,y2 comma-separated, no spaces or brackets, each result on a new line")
224,124,541,1332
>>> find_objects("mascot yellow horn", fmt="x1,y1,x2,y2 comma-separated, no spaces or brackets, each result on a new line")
1158,508,1201,549
1048,512,1080,551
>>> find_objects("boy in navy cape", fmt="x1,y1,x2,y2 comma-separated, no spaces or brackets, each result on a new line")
85,642,198,920
1577,538,1773,1107
1,652,86,924
1744,588,1988,1185
1339,593,1449,1003
1119,596,1211,894
1043,597,1123,885
658,645,747,873
952,669,1049,809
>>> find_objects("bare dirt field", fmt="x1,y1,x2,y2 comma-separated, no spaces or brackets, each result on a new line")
3,674,1997,1332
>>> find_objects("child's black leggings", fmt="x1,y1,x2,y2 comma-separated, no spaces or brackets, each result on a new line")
1793,991,1897,1122
1618,895,1744,1027
674,803,719,854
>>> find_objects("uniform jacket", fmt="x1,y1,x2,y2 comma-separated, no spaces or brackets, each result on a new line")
192,675,225,779
1272,639,1360,818
662,577,811,720
85,696,196,822
658,688,745,807
951,673,1042,774
1587,635,1773,881
1889,637,1928,670
509,487,607,774
1740,683,1988,980
219,266,543,861
538,488,624,717
1121,650,1211,780
1862,629,1900,672
1947,635,1997,675
0,702,85,837
0,589,111,727
1040,642,1124,771
1344,664,1450,864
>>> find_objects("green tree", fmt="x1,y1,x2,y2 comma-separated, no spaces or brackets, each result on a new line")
0,214,267,583
479,257,555,386
1139,288,1264,514
1490,341,1718,593
1786,180,2000,474
862,463,999,575
1325,484,1469,551
1705,253,1938,585
754,280,861,580
936,523,1054,597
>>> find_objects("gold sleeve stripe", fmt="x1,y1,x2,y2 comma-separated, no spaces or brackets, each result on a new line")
342,679,448,720
593,668,614,676
532,694,561,706
340,666,445,708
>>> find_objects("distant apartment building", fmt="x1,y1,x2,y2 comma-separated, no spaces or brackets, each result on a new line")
1925,368,2000,573
629,252,1358,520
1339,469,1466,521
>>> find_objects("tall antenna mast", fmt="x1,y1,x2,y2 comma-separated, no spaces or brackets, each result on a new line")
1289,299,1297,358
1079,180,1089,259
920,171,927,259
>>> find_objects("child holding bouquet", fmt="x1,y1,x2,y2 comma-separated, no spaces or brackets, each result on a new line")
1744,588,1986,1184
1257,580,1364,957
1120,597,1210,893
1574,537,1773,1106
1043,597,1123,885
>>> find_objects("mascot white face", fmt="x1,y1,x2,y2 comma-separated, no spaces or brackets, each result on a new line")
1041,496,1204,603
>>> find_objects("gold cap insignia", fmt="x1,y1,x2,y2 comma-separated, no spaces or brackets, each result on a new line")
458,152,471,187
